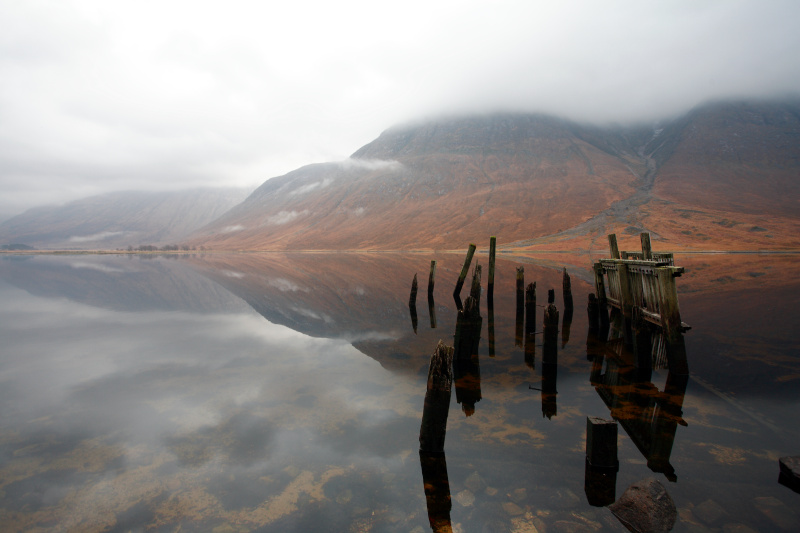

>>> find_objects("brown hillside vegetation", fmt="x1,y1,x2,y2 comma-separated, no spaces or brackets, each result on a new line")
190,101,800,252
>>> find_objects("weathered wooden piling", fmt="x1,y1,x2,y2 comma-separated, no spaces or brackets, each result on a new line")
608,233,620,260
428,260,437,297
641,232,653,260
585,416,619,506
409,301,418,334
524,284,536,369
515,267,525,347
419,341,454,453
487,291,495,358
524,282,536,336
543,299,559,365
428,293,437,329
453,244,477,298
563,268,573,312
586,416,619,469
469,264,482,307
488,236,496,295
593,263,607,306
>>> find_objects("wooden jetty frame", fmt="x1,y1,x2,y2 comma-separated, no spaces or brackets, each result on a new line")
593,233,689,341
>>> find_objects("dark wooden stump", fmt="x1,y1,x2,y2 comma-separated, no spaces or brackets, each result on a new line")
453,244,476,298
419,341,454,453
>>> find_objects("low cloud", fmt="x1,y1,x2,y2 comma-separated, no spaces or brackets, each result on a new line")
338,158,403,172
288,178,333,197
221,225,245,233
68,231,125,243
265,210,307,226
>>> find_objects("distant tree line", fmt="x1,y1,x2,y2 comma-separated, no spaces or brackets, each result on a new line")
126,244,203,252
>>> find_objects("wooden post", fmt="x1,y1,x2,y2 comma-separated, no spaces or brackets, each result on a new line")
409,273,419,334
469,264,482,307
428,260,437,297
617,262,633,319
419,341,454,453
593,263,606,305
563,268,573,312
525,282,536,337
487,291,495,358
657,267,689,375
586,417,619,469
543,300,559,365
453,244,477,298
585,416,619,507
608,234,620,259
488,236,496,294
515,266,525,347
641,232,653,261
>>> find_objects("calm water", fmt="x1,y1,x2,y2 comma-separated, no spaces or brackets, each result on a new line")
0,252,798,532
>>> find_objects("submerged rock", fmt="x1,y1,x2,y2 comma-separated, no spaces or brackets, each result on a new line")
609,478,676,533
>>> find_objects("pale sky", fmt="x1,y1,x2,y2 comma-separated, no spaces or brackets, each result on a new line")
1,0,799,219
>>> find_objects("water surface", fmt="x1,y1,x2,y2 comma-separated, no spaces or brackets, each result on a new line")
0,252,798,532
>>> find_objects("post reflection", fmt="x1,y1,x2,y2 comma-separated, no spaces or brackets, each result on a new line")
586,300,689,482
542,291,559,419
419,451,453,533
453,295,482,417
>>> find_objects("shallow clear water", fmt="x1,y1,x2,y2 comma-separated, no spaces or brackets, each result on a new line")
0,252,798,532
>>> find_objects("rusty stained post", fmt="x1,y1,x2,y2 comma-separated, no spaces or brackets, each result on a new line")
453,244,477,298
608,234,620,259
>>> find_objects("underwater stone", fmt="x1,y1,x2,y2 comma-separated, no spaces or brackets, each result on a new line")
609,478,676,533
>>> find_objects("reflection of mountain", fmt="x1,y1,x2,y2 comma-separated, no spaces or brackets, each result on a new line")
186,253,588,375
0,255,249,314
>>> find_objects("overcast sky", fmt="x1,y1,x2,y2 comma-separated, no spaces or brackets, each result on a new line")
1,0,798,219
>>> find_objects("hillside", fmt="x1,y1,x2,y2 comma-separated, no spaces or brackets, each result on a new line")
192,101,800,252
190,114,643,250
0,188,250,250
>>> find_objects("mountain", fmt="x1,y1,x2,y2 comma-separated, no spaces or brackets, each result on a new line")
0,188,250,250
191,100,800,252
190,114,644,250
